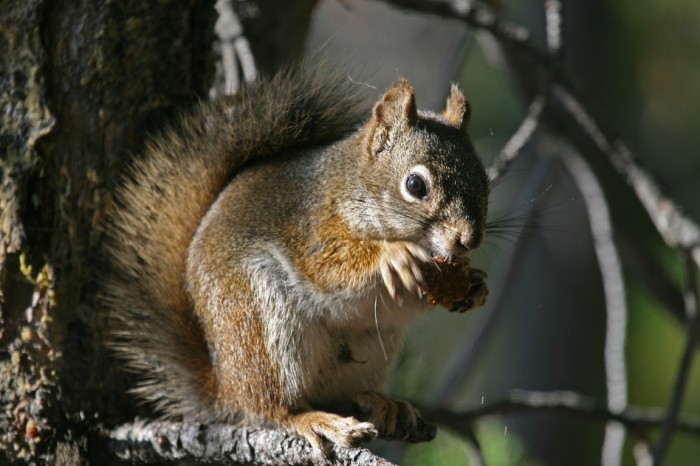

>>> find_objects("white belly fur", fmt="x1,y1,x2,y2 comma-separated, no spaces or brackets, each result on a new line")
246,246,430,407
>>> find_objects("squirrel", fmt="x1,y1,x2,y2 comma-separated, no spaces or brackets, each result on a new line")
102,62,490,457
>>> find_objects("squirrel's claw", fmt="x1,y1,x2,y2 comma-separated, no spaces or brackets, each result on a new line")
380,260,400,303
288,410,378,461
379,242,430,304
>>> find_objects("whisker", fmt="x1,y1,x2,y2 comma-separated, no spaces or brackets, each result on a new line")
486,184,555,224
348,197,434,229
488,167,534,189
374,295,388,362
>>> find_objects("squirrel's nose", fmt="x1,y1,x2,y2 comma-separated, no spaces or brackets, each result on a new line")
442,221,484,254
460,228,484,250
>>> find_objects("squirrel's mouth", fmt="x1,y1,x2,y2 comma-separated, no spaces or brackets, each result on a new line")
430,253,470,266
424,227,479,265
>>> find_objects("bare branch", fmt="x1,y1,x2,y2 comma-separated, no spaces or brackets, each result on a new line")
652,256,700,465
487,0,559,182
487,95,546,181
378,0,550,65
634,441,654,466
106,420,397,466
552,136,629,466
551,86,700,269
420,390,700,438
544,0,563,56
212,0,257,98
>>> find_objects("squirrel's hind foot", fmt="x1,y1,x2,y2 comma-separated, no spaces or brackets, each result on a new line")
342,391,437,443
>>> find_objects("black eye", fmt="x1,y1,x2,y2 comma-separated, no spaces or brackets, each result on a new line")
406,173,428,199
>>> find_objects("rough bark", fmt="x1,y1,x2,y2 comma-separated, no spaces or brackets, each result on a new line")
108,421,397,466
1,0,342,463
1,1,216,463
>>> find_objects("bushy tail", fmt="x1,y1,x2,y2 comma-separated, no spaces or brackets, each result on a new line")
102,63,366,419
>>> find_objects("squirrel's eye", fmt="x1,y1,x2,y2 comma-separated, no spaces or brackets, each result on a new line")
406,173,428,199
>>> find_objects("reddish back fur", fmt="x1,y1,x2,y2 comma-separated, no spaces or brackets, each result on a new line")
102,63,366,420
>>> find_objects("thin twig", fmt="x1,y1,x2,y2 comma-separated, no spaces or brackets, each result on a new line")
652,254,699,465
213,0,257,97
551,85,700,269
634,441,654,466
379,0,550,66
543,4,629,463
487,95,546,181
420,390,700,437
543,0,563,56
553,136,628,466
486,0,554,182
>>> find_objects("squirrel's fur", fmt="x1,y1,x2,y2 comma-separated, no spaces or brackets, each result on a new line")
103,62,490,454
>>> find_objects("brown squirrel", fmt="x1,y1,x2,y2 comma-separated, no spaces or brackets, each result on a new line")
102,63,490,457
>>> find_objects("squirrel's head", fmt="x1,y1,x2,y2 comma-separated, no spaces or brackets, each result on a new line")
353,79,489,261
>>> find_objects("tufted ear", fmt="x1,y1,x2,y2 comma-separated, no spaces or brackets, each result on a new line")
366,79,417,157
442,83,471,131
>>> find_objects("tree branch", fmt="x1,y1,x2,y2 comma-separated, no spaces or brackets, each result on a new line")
652,255,700,465
106,420,397,466
377,0,550,66
551,86,700,269
553,135,629,466
211,0,257,97
487,95,546,182
420,390,700,439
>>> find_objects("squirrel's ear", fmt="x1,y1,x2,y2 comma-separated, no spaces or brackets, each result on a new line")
443,83,471,131
366,79,417,156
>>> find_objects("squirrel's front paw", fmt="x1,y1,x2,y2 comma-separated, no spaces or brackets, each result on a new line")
448,268,489,313
379,242,431,305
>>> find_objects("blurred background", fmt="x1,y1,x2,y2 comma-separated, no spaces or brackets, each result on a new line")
305,1,700,464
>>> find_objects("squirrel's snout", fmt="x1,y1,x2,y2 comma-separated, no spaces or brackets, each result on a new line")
434,222,484,258
460,228,484,250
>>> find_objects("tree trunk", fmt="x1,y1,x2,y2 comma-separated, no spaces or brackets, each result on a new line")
1,1,324,463
1,1,216,463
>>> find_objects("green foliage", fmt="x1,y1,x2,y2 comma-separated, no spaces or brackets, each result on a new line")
404,420,542,466
626,284,700,465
